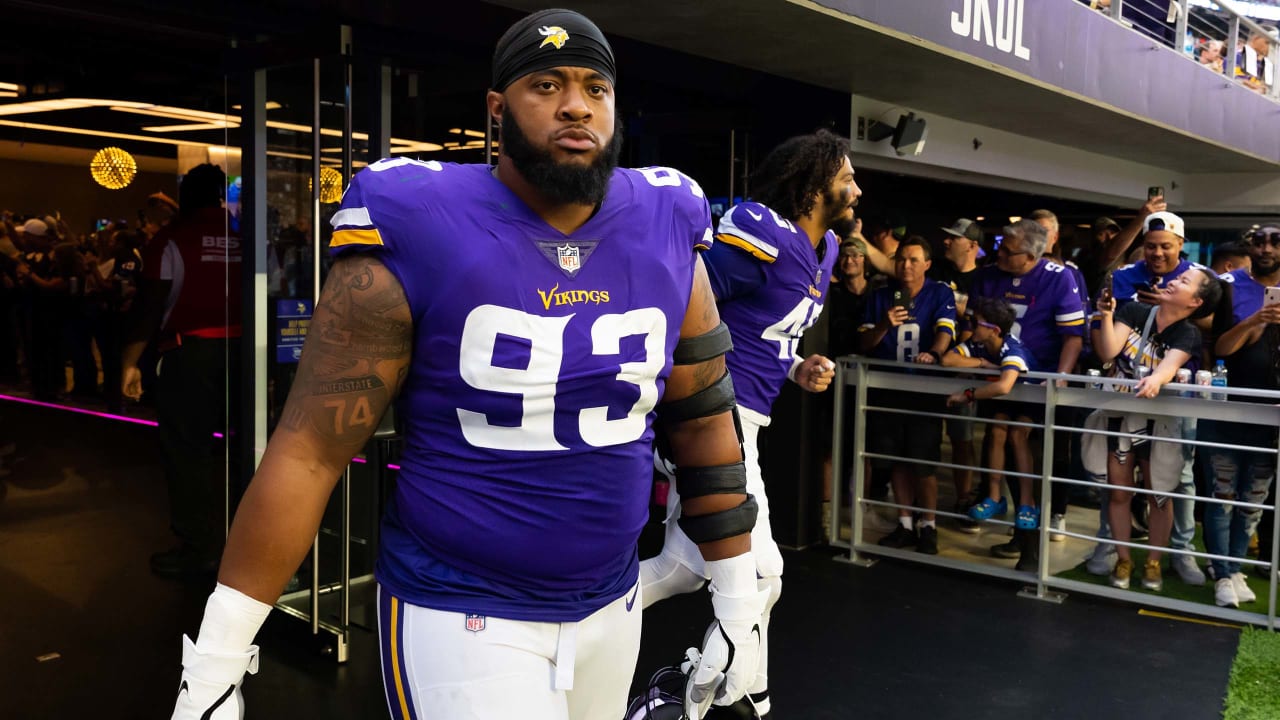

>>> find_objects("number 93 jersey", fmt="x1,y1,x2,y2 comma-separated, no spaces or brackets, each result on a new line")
329,159,713,622
705,202,837,418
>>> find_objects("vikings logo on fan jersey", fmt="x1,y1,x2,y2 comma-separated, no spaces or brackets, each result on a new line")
704,201,838,417
330,159,713,623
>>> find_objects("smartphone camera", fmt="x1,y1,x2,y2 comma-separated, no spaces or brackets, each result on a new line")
1148,185,1164,199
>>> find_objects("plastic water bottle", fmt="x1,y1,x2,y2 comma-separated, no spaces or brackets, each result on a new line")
1185,31,1195,56
1211,360,1229,401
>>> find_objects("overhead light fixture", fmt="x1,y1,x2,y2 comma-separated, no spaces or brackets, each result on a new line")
90,147,137,189
0,118,212,147
142,121,240,132
0,91,16,98
0,82,19,91
1009,216,1022,223
111,105,237,123
389,141,445,154
231,101,282,110
975,216,985,221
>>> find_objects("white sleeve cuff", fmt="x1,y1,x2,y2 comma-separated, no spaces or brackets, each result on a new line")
786,356,804,384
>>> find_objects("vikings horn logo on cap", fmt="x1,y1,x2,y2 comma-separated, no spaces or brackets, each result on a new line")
539,26,569,49
492,9,616,90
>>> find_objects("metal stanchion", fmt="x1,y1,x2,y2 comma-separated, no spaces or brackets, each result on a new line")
1023,379,1065,604
1270,430,1280,631
840,358,874,567
828,359,846,547
835,357,1280,628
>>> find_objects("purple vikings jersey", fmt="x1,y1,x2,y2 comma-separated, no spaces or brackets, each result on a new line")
1219,268,1268,324
860,279,957,362
704,202,837,416
955,335,1032,379
329,159,713,622
1111,258,1196,308
970,260,1084,372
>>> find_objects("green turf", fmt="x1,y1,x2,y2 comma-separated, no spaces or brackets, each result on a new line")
1053,526,1271,609
1224,628,1280,720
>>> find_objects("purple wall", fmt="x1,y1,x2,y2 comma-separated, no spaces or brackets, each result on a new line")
813,0,1280,163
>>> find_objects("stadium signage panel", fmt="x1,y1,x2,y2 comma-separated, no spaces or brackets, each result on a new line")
949,0,1031,60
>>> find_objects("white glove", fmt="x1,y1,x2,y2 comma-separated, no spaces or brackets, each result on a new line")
682,556,769,720
171,635,260,720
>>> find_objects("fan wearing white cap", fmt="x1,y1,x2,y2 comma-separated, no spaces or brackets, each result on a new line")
1109,211,1202,309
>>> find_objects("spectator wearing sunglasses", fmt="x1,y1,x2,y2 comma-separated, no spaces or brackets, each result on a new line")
942,298,1040,568
1203,225,1280,606
1211,240,1253,276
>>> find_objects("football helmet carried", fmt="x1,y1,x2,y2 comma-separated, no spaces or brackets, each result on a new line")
625,664,687,720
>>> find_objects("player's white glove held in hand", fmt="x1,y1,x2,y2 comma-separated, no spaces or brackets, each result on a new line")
171,635,259,720
683,556,769,720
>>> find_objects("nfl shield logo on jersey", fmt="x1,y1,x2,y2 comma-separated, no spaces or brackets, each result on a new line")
465,614,486,633
557,244,580,273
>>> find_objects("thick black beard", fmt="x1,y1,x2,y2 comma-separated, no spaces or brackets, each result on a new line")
822,187,856,237
1257,257,1280,276
500,107,623,206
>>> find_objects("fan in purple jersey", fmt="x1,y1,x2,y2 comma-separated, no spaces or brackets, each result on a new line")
1205,224,1280,606
970,219,1085,375
169,10,762,720
859,235,957,555
1029,208,1090,550
1110,211,1203,310
640,129,859,720
942,297,1039,564
967,219,1083,557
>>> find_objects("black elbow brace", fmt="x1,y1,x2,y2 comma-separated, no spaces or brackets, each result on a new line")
673,322,733,365
675,462,747,497
679,495,759,544
660,371,737,424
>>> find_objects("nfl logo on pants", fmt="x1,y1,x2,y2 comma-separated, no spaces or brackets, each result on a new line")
465,613,486,633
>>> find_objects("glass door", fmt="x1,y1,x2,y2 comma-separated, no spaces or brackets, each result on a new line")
247,46,377,661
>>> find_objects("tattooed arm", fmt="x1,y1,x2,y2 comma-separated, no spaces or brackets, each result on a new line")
218,255,412,603
661,254,750,561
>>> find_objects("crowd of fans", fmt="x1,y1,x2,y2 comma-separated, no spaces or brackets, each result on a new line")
2,180,1275,611
830,198,1280,609
1081,0,1278,95
0,209,159,410
0,197,311,413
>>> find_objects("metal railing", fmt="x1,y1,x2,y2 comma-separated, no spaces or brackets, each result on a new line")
830,355,1280,628
1095,0,1280,99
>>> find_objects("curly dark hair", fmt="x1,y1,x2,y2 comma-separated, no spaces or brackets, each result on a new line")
749,129,851,221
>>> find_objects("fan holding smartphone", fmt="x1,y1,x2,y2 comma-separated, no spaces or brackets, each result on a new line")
1110,210,1192,308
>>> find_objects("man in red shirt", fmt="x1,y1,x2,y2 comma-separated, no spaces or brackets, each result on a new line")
124,163,242,579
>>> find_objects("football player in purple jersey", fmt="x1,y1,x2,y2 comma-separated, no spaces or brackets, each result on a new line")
640,129,859,719
168,10,763,720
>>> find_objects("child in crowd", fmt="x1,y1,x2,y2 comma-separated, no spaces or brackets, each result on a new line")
943,297,1039,534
